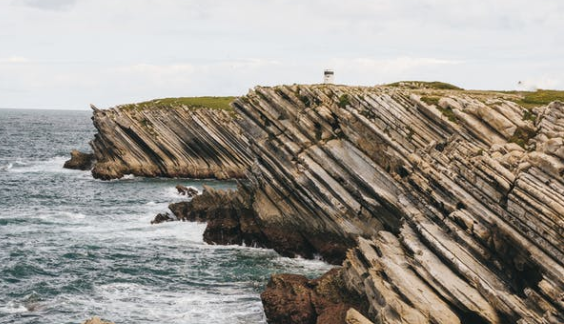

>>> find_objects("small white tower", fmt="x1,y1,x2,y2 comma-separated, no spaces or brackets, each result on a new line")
323,69,334,84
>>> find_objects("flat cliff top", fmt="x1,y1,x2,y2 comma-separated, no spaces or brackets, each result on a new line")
113,96,236,112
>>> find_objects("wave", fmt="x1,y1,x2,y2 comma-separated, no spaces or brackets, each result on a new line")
0,163,13,171
0,302,29,314
6,156,78,174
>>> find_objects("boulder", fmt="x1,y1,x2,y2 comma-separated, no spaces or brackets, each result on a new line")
150,212,176,224
175,184,199,197
261,268,368,324
63,150,95,170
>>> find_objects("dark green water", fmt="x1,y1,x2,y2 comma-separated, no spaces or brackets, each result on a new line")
0,109,331,324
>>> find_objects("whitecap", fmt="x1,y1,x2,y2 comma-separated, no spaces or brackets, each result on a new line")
0,163,13,171
8,156,76,174
0,301,29,314
60,211,86,220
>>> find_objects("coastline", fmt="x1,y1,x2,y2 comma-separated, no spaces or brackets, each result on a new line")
79,84,564,324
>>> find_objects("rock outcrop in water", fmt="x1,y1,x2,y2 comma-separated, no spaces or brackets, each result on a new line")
89,103,252,180
63,149,95,170
225,85,563,323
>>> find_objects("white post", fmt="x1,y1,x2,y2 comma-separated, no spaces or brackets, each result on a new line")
324,70,334,84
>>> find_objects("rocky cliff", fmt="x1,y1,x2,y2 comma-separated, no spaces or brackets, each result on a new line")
89,99,252,180
221,85,562,323
90,85,563,323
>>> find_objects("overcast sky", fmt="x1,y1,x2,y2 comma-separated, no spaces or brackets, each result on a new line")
1,0,563,109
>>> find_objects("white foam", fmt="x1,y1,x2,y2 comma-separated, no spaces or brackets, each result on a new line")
8,156,77,174
0,301,29,314
60,211,86,220
0,163,13,171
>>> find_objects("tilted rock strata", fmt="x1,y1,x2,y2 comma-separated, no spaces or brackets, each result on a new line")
227,85,563,323
89,104,252,180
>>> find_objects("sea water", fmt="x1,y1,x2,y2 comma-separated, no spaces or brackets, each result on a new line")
0,109,332,324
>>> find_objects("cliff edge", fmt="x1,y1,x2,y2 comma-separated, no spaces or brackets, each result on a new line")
89,97,252,180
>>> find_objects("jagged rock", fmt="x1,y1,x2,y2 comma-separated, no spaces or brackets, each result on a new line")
345,309,374,324
90,85,564,323
150,212,176,224
63,149,95,170
261,268,367,324
229,85,563,323
89,105,252,180
169,185,267,247
169,184,349,263
81,317,114,324
175,184,199,197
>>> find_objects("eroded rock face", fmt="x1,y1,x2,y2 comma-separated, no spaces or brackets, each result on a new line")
63,150,95,170
169,185,350,263
261,268,367,324
228,85,564,324
89,104,252,180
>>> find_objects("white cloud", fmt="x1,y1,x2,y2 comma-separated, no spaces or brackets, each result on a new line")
0,0,563,109
13,0,77,11
0,56,29,63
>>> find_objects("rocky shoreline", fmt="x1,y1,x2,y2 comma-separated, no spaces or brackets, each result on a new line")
83,85,563,323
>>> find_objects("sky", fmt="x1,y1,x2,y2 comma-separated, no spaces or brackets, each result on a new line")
0,0,563,110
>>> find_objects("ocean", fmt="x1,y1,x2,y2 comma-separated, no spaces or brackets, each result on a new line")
0,109,331,324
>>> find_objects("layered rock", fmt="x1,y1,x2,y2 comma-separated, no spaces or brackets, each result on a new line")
89,104,252,180
227,85,563,323
89,84,563,323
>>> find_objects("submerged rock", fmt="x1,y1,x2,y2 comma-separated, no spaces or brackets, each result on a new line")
63,150,94,170
81,317,114,324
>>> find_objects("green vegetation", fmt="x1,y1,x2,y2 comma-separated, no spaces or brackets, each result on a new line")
387,81,463,90
514,90,564,108
522,109,537,123
420,96,458,123
420,96,440,106
508,127,537,148
119,96,235,111
338,94,351,108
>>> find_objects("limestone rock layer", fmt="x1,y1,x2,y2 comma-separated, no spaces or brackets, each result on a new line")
90,104,252,180
230,85,563,324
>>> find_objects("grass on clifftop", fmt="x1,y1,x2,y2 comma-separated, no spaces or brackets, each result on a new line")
387,81,463,90
513,90,564,108
119,97,235,111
